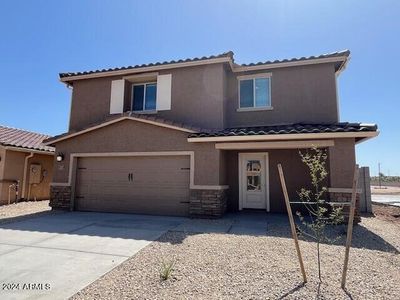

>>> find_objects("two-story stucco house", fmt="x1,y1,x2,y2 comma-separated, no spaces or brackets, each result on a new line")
44,50,378,217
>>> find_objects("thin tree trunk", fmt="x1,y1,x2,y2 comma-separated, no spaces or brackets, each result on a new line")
317,241,321,282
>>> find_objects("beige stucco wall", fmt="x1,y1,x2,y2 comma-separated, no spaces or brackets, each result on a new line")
69,76,117,132
0,149,54,205
27,153,54,201
53,119,224,186
0,150,25,204
224,63,339,127
156,64,225,129
0,146,6,203
0,146,5,178
69,63,225,132
68,62,338,132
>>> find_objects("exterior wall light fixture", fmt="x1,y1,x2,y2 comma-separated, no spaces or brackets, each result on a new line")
56,153,64,162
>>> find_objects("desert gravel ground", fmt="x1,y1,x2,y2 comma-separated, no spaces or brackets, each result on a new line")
71,213,400,300
0,200,51,224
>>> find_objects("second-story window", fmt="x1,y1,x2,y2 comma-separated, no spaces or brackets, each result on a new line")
238,74,271,110
132,83,157,111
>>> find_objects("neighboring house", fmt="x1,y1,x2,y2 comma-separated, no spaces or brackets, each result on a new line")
0,126,54,205
44,50,378,217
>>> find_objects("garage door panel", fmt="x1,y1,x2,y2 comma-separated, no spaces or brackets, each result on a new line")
75,156,190,216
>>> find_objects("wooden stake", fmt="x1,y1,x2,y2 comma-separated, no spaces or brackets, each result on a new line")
278,164,307,283
341,165,360,289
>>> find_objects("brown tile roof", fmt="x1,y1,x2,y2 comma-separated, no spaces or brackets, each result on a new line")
237,50,350,67
188,122,377,138
0,125,55,152
59,50,350,80
59,51,234,79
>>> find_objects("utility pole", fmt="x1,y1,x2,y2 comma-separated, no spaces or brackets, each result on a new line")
378,162,381,188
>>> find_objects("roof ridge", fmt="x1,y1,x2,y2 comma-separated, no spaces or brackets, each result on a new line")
59,50,234,78
59,49,350,81
239,49,350,67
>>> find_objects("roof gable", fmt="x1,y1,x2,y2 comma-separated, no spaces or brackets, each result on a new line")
44,114,201,146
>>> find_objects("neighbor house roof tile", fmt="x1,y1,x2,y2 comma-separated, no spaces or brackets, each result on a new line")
0,125,55,152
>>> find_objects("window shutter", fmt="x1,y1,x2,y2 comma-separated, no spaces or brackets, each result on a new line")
109,79,125,114
156,74,172,111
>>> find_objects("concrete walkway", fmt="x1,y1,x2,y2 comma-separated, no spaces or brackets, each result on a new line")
372,194,400,207
0,212,185,300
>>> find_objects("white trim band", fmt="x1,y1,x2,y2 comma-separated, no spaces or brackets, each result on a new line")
215,140,334,150
44,116,196,146
233,56,348,73
4,146,54,155
188,131,379,143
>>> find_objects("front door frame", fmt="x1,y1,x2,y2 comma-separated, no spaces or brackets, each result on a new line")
238,152,270,211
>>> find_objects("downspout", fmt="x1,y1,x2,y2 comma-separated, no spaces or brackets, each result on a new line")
22,152,34,200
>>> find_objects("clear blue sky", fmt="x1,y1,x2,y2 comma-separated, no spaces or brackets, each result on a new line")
1,1,399,175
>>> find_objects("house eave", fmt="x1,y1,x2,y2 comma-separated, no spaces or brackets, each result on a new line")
3,145,55,155
60,57,232,83
233,56,349,73
60,52,350,84
188,131,379,143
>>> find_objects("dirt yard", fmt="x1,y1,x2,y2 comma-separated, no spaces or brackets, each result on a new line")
72,210,400,299
0,200,51,224
371,185,400,195
372,203,400,224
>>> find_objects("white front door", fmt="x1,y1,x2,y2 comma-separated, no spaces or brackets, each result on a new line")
239,153,269,210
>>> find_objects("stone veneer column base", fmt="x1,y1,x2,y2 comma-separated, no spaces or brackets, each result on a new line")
50,185,72,210
189,189,227,218
329,192,361,224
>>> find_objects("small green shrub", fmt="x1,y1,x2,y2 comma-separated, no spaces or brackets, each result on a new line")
159,259,175,281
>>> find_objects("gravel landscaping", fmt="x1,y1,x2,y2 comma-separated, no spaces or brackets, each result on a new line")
71,214,400,300
0,200,52,224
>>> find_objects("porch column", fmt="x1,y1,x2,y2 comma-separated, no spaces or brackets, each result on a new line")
328,138,360,222
328,138,356,189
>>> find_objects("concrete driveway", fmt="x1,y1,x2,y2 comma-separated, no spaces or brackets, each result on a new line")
372,194,400,207
0,211,185,300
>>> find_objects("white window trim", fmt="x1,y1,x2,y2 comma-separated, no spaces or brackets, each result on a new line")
131,82,157,112
237,73,272,112
237,106,273,112
123,72,158,82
